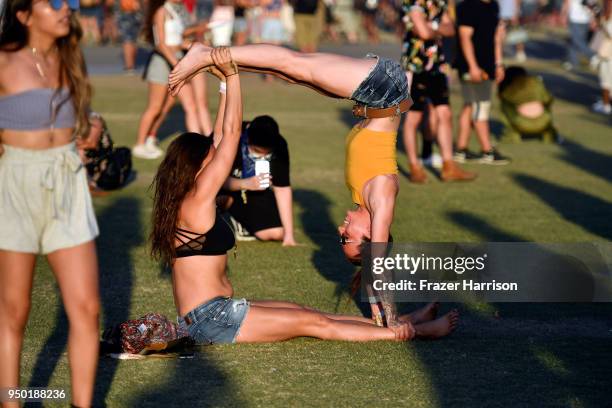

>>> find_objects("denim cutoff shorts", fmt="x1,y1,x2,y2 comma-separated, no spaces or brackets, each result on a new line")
180,296,250,344
350,54,410,109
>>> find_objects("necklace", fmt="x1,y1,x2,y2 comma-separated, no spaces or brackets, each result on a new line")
31,47,48,79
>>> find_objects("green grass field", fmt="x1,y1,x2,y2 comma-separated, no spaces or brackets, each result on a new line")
19,56,612,407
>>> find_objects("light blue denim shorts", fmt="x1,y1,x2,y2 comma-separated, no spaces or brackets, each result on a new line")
350,54,411,108
180,296,250,345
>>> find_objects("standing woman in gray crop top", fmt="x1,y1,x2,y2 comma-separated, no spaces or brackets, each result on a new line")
0,0,100,406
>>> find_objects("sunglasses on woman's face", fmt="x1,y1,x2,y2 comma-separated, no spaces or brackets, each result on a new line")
48,0,80,11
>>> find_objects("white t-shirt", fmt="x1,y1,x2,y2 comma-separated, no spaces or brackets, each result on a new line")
499,0,517,20
568,0,592,24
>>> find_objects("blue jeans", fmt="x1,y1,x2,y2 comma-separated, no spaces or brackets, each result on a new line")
567,22,594,66
180,296,250,344
350,55,410,108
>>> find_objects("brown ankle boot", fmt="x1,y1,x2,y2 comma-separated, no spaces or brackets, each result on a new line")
409,163,427,183
441,161,477,182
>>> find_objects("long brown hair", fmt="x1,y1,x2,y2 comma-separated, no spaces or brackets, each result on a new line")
0,0,92,137
150,133,213,266
142,0,166,45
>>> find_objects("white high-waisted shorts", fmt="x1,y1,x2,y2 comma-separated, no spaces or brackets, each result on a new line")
0,142,99,254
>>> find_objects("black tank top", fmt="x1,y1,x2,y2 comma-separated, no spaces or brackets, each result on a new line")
175,213,235,258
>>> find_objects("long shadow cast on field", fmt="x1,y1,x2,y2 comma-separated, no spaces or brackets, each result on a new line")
26,197,139,406
407,211,612,407
513,173,612,240
94,197,141,404
294,188,370,316
557,139,612,184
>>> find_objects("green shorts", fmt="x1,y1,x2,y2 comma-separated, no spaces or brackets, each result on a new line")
0,142,99,254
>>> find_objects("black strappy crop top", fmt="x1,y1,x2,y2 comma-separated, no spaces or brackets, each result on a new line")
175,213,236,258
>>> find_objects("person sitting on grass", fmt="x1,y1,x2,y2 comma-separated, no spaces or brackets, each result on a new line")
498,66,558,143
151,47,459,345
168,43,412,328
218,115,297,245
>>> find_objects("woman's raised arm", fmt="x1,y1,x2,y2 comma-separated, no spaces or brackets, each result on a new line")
194,48,242,199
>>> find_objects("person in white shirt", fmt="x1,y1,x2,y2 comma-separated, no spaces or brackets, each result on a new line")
562,0,595,70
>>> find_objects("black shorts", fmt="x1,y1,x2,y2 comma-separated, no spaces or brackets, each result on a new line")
228,190,282,234
409,70,450,112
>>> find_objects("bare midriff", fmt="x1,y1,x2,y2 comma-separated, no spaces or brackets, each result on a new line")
0,128,74,150
517,101,545,118
172,254,234,316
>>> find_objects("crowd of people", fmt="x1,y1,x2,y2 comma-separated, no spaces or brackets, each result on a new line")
1,0,611,406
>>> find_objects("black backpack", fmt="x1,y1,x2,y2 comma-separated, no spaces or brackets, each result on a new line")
85,117,132,190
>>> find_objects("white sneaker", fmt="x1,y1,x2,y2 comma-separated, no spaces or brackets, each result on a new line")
592,100,612,115
421,152,443,169
228,216,256,241
145,136,164,156
132,143,162,160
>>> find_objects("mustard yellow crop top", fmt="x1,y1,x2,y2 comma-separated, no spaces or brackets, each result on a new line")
345,126,398,206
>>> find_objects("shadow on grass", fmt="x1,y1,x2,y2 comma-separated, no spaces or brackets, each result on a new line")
412,211,612,406
557,139,612,184
94,197,142,405
532,70,599,106
294,188,370,316
129,353,244,407
513,173,612,240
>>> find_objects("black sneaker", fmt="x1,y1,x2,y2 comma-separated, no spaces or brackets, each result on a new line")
478,148,511,165
453,148,480,163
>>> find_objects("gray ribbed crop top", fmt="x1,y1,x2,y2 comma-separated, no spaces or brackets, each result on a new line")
0,88,76,130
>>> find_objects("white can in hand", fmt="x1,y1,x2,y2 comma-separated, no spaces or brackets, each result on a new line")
254,159,271,189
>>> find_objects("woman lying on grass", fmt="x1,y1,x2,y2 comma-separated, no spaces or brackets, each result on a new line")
151,47,458,345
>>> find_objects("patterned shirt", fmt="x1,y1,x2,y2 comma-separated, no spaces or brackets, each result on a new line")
401,0,447,73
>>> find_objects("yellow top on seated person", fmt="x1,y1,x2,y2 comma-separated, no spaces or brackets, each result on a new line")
345,126,398,206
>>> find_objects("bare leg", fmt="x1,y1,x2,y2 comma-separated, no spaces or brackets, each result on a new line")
169,44,376,99
236,305,397,343
250,300,377,325
434,105,455,162
254,227,284,242
191,72,213,135
122,41,137,70
148,94,176,139
136,83,169,146
403,111,423,167
0,251,35,408
47,241,100,408
473,120,492,152
176,82,201,133
456,104,473,150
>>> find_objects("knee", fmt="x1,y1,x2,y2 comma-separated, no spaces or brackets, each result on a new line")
65,297,100,326
255,228,284,241
0,296,30,333
309,312,332,332
436,107,452,123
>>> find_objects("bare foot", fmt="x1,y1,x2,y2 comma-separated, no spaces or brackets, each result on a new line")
414,309,459,339
399,302,439,324
168,43,213,96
